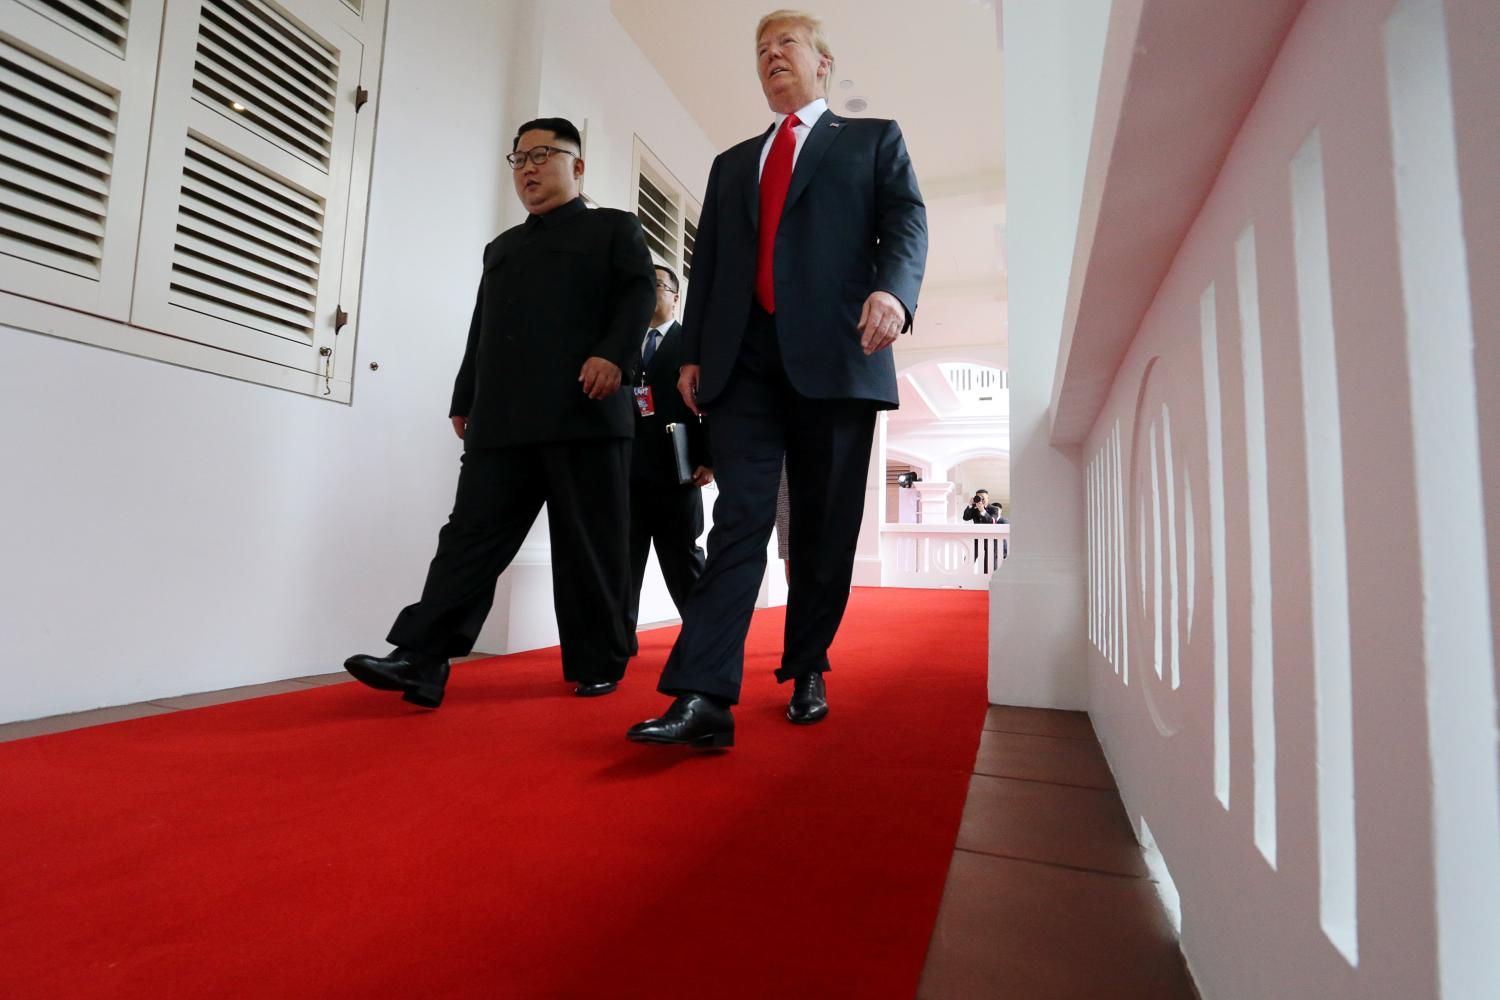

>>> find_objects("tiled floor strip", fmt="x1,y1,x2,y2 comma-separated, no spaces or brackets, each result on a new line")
915,704,1199,999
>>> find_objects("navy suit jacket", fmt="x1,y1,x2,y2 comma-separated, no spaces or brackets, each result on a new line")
631,321,710,485
681,110,927,409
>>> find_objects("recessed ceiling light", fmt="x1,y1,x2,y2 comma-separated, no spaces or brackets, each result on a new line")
844,97,868,113
839,78,854,89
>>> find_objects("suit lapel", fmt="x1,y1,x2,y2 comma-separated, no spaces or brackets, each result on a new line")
782,109,844,215
742,126,774,228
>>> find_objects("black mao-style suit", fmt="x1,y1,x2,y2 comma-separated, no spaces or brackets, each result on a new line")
657,109,928,705
625,320,711,651
386,198,657,684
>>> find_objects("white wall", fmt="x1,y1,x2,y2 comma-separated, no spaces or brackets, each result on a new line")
1073,0,1500,996
539,0,713,218
0,0,720,723
476,0,722,655
987,0,1111,709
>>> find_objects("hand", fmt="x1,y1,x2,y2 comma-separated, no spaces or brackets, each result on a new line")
451,416,467,439
579,356,622,399
691,465,714,487
857,290,905,355
678,364,702,416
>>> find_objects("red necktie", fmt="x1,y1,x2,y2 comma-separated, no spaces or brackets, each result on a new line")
756,113,800,312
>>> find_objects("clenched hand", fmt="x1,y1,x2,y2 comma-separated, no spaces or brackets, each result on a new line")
857,290,906,355
678,363,702,416
579,356,623,399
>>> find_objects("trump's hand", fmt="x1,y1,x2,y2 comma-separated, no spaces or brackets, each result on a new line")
858,290,906,355
579,356,622,399
678,364,702,416
451,416,467,439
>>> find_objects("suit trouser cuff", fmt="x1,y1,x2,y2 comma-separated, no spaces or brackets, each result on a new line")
774,654,829,684
657,676,741,707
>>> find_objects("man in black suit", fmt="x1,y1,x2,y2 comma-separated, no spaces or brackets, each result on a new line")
963,489,998,524
628,10,927,748
343,117,656,707
964,489,1004,570
624,264,713,653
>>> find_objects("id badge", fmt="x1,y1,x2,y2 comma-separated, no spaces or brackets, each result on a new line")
633,385,655,417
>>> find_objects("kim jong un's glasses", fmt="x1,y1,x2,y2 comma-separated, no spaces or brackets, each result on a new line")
506,146,579,169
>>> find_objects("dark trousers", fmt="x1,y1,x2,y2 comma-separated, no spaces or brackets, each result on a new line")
657,308,877,705
624,480,706,653
387,440,632,683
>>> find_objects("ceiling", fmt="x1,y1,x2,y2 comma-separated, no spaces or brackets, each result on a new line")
609,0,1004,169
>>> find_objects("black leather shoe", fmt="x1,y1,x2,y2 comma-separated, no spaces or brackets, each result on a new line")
343,649,450,708
626,694,734,749
787,672,828,725
574,680,618,697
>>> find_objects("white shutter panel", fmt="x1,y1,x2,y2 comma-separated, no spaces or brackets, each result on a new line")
131,0,360,374
636,168,680,268
13,0,131,55
0,0,163,318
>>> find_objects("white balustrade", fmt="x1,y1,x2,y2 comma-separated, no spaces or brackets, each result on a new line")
880,523,1010,588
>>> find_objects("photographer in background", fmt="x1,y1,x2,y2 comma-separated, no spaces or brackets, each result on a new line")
964,488,1004,572
963,489,1000,525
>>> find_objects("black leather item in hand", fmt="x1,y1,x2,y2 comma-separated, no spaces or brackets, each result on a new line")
666,422,693,485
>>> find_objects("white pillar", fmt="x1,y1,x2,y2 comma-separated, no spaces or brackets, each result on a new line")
852,411,887,586
988,0,1112,710
913,481,956,524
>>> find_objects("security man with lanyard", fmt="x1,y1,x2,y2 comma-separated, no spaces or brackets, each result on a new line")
624,264,713,655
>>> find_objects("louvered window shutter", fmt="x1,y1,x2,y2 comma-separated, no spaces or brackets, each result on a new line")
130,0,362,376
635,169,680,268
0,0,164,318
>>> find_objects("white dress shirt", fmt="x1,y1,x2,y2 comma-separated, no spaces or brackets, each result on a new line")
757,97,829,180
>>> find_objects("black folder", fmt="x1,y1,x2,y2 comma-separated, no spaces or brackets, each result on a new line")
665,422,693,485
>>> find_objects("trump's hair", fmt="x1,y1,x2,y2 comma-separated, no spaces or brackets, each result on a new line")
755,9,835,95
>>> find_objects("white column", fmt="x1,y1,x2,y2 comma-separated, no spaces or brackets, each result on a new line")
913,481,956,524
987,0,1111,710
852,411,887,586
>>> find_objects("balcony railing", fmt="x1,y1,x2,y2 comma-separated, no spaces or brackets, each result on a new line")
880,524,1009,588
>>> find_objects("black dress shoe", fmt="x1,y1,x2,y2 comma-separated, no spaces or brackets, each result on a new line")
343,649,450,708
574,680,618,697
626,694,734,749
787,671,828,725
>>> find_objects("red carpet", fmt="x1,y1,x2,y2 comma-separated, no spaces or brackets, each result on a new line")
0,588,987,999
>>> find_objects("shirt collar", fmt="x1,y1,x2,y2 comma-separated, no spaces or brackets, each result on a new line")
651,320,673,337
773,97,828,131
526,196,587,230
